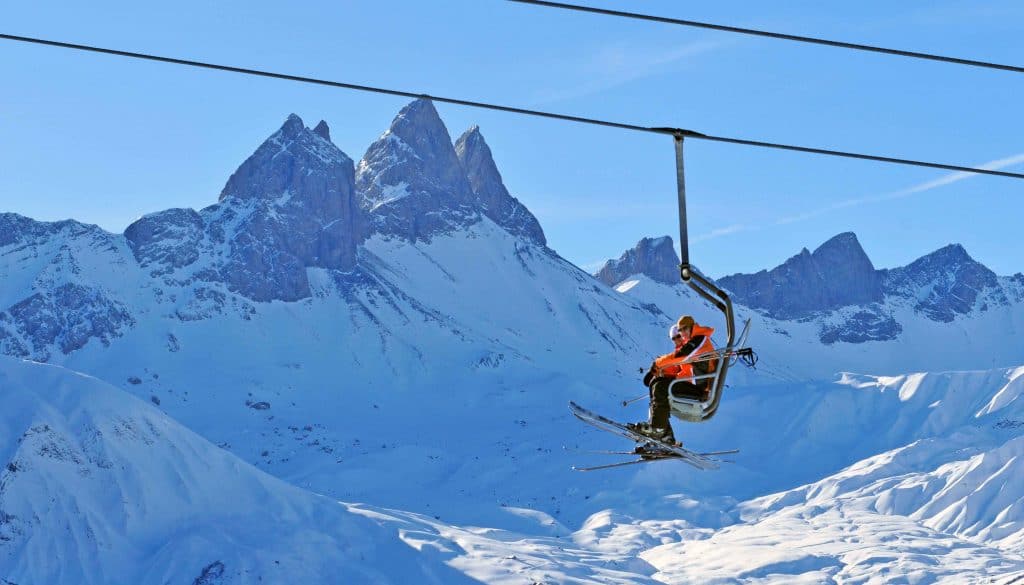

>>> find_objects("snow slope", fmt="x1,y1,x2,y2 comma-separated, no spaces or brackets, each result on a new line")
7,354,1023,583
32,219,664,519
0,356,486,585
641,370,1024,584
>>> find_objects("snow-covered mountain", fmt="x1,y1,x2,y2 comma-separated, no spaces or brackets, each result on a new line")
599,232,1024,378
2,99,1023,583
0,99,670,522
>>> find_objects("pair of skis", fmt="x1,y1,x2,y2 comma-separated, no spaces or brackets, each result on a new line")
568,401,738,472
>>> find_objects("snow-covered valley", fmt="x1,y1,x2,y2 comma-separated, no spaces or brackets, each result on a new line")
1,99,1022,583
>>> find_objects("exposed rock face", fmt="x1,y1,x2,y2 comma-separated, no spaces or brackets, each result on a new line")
125,115,364,303
718,232,884,319
0,214,109,250
0,313,29,357
213,115,362,301
0,213,50,247
883,244,1001,322
454,126,546,246
356,99,479,241
1011,273,1024,303
0,215,135,360
818,309,902,345
313,120,331,141
124,208,205,273
711,233,1001,335
3,283,134,358
595,236,681,287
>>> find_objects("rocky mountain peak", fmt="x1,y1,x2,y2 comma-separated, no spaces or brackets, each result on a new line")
218,114,353,204
454,126,546,245
883,243,999,322
356,99,478,241
595,236,680,287
895,244,989,280
454,126,484,163
716,232,883,319
280,113,305,137
0,213,46,248
924,243,970,264
313,120,331,141
812,232,873,270
815,231,859,252
200,115,363,301
389,98,446,141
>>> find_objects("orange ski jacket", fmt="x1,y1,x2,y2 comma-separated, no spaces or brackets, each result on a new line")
653,325,717,383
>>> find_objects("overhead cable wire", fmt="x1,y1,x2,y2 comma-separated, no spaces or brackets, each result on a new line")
0,33,656,135
507,0,1024,75
3,32,1024,181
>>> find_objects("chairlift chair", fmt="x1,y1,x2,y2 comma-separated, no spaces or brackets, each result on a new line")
662,131,756,423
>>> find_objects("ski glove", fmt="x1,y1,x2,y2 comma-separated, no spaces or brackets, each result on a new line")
642,361,657,387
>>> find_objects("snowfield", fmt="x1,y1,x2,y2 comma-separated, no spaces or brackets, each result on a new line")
6,356,1024,583
0,357,481,584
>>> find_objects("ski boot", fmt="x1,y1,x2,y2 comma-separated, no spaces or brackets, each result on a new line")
627,422,677,447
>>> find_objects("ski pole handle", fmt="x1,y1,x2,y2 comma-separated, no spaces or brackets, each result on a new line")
622,393,647,407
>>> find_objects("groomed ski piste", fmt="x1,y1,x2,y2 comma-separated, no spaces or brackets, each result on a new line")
1,103,1023,583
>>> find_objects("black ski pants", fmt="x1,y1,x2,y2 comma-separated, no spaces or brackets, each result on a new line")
648,378,673,432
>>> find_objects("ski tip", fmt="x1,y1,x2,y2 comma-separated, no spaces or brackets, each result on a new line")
697,449,740,456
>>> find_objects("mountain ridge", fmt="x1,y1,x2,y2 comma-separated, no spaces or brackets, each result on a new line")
601,233,1017,328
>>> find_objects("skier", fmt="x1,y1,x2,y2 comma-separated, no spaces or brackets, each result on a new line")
631,315,717,445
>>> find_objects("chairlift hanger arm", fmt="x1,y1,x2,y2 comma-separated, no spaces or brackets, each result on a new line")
664,130,742,423
674,134,691,271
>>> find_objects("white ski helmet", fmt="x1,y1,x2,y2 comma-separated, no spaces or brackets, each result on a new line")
669,324,681,339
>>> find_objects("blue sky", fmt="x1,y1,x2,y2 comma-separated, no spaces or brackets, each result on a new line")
2,0,1022,276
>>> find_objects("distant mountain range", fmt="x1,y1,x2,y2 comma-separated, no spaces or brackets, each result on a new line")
597,231,1024,347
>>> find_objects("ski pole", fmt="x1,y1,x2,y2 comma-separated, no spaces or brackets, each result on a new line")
622,393,647,406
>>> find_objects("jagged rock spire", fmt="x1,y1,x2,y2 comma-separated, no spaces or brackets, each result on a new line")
595,236,680,287
219,114,353,204
205,114,363,301
313,120,331,141
455,126,546,246
356,99,478,241
718,232,883,319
